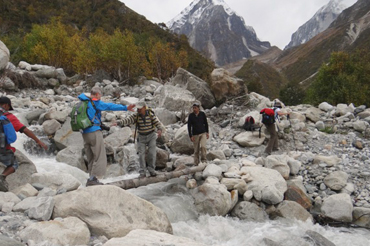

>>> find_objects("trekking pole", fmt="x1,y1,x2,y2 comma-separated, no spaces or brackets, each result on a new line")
287,114,297,151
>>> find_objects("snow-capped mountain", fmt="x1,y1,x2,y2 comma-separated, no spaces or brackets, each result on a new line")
167,0,270,66
285,0,357,50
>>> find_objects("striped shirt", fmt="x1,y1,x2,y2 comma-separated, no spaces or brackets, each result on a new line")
117,109,163,135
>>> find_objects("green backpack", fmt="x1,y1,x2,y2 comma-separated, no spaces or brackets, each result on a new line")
70,100,98,131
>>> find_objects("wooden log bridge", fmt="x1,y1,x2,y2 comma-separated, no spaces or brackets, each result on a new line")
105,163,207,189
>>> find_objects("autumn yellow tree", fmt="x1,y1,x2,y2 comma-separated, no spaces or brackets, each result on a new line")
148,40,188,81
103,29,148,81
22,19,75,71
73,29,108,75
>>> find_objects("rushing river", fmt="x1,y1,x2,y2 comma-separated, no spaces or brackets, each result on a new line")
15,128,370,246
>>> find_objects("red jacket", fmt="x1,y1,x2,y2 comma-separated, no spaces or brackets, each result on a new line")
4,112,26,152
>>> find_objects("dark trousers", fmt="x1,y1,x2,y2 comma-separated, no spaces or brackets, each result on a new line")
265,123,278,154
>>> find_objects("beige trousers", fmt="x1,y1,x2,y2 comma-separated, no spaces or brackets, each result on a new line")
193,133,207,165
82,131,107,179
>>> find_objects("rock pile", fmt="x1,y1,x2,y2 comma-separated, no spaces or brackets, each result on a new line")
0,59,370,245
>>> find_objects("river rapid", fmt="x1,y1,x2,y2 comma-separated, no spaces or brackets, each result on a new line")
16,129,370,246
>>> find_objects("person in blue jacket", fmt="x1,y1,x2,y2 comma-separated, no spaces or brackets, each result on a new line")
78,87,135,186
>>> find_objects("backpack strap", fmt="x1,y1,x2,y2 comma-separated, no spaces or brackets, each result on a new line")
89,99,101,126
133,113,139,144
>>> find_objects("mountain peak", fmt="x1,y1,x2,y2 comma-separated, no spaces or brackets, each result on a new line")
285,0,357,50
167,0,234,30
167,0,270,66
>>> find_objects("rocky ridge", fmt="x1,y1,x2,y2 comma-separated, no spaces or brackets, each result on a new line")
167,0,270,66
0,59,370,245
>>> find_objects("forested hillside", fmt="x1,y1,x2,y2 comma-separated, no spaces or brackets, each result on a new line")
0,0,214,82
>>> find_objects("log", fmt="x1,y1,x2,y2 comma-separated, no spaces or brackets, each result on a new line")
105,163,207,189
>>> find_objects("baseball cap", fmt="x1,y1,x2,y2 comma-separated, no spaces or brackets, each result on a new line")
192,102,200,107
136,101,147,109
0,96,14,110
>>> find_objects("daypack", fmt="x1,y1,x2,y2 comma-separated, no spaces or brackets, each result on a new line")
243,116,256,131
70,100,99,132
0,112,17,153
260,108,276,125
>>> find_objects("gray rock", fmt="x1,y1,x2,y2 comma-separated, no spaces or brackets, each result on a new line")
305,230,336,246
53,185,172,239
191,181,232,216
321,193,353,222
19,217,90,246
231,201,268,222
103,229,213,246
323,171,348,191
171,67,216,109
0,40,10,70
0,235,24,246
42,119,61,135
275,201,313,222
27,196,55,221
55,145,86,171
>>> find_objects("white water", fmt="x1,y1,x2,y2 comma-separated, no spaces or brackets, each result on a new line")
15,128,370,246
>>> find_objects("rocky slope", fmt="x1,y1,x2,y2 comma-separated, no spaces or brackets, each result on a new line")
285,0,355,50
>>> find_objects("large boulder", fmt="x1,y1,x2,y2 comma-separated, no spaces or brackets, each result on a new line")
52,185,172,239
31,172,81,192
233,131,265,147
171,68,216,109
19,217,90,246
240,166,287,205
275,201,313,222
323,171,348,191
321,193,353,222
154,108,178,126
284,184,312,210
170,125,194,155
210,68,245,102
258,155,291,180
231,201,268,222
191,180,232,216
303,106,324,123
353,207,370,229
155,84,196,112
0,40,10,70
54,118,84,150
0,235,24,246
0,150,38,191
55,145,86,171
103,229,214,246
104,127,132,155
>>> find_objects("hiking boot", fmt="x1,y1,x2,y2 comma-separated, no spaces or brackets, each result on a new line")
0,175,9,192
139,172,146,178
86,177,104,186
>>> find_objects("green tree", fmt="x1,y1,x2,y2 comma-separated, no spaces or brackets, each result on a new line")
280,82,305,106
306,51,370,106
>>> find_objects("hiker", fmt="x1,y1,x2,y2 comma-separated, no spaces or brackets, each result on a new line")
263,101,289,155
116,101,164,178
0,96,48,192
78,87,135,186
187,102,209,165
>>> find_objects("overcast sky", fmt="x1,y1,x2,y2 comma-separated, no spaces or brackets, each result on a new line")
122,0,357,49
